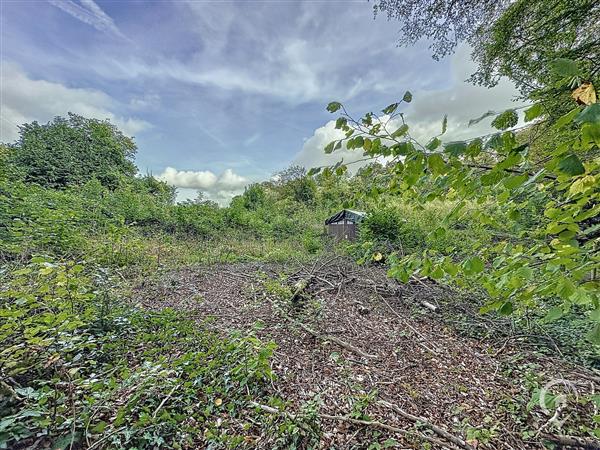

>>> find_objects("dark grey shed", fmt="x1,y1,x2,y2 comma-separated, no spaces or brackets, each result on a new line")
325,209,366,241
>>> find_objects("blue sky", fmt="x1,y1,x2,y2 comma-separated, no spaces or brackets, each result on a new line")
0,0,521,202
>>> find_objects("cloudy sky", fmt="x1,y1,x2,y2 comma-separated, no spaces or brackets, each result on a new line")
0,0,522,203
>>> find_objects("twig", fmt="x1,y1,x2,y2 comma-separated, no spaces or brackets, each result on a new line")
153,383,180,418
541,433,600,449
377,400,475,450
295,321,379,360
376,291,439,355
248,401,458,449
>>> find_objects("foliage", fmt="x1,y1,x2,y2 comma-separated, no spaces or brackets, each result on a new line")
8,113,137,188
374,0,600,104
0,258,278,449
321,72,600,341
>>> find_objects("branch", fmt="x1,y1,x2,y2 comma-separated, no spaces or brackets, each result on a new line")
248,401,460,450
377,400,476,450
295,321,379,360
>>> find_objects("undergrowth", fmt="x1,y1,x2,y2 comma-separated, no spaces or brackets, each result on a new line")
0,257,286,449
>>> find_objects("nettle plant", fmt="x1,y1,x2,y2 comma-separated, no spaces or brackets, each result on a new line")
315,64,599,342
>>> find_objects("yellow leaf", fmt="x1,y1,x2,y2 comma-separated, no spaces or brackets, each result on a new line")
571,82,597,105
372,252,383,261
569,175,595,195
214,398,223,406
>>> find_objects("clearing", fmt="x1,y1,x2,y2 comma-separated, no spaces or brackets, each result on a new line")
131,256,599,449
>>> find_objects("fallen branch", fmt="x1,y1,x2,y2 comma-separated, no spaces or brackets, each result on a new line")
153,383,180,418
377,400,475,450
248,401,459,449
296,321,379,360
541,433,600,449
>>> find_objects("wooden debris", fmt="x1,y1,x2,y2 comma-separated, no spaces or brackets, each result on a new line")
295,321,379,360
377,400,475,450
248,401,460,450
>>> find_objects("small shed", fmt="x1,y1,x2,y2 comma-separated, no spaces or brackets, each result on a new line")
325,209,366,241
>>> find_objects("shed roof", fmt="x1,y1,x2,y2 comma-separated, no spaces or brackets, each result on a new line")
325,209,366,225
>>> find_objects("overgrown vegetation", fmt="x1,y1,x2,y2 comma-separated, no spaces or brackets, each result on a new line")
1,1,599,448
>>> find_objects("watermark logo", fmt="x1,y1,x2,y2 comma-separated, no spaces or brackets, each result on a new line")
538,378,579,429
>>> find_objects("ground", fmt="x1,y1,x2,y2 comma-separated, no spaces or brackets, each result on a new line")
132,256,600,449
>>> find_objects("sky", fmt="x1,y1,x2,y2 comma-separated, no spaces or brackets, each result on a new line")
0,0,523,203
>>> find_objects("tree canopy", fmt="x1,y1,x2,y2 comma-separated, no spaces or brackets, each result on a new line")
374,0,600,101
9,113,137,188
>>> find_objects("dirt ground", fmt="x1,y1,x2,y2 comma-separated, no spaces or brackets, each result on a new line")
132,257,600,449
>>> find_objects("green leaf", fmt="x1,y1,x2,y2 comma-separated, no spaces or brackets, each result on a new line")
324,141,336,154
326,102,342,113
499,301,513,316
463,256,485,275
468,110,496,127
503,174,528,190
335,117,347,129
441,115,448,134
307,167,320,176
427,153,447,175
555,107,581,128
426,137,441,151
575,103,600,124
491,110,518,130
557,154,585,176
551,58,579,77
402,91,413,103
588,324,600,345
582,123,600,146
544,306,564,322
391,124,409,138
466,139,482,157
444,141,467,157
524,103,544,122
382,103,399,115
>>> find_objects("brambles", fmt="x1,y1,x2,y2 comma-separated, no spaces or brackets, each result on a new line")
0,258,277,448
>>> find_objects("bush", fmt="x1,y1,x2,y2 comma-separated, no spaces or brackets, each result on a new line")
359,207,425,255
0,258,277,449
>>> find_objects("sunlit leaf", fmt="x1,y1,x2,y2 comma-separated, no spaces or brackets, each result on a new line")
571,82,597,105
326,102,342,113
524,103,544,122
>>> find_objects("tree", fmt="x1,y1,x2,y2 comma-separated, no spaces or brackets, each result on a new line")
9,113,137,188
374,0,600,100
242,183,266,210
321,79,600,340
274,165,317,205
274,165,307,185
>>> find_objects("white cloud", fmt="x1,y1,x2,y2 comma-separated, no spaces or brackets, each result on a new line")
157,166,249,205
79,3,423,105
158,167,218,189
293,120,371,170
129,93,161,110
293,46,524,170
49,0,127,39
217,168,248,189
0,63,150,142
